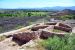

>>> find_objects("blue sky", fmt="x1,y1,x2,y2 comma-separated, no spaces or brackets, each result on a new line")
0,0,75,8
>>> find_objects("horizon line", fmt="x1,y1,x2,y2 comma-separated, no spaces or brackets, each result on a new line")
0,6,75,9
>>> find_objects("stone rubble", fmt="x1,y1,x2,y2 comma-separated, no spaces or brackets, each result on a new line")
12,22,72,45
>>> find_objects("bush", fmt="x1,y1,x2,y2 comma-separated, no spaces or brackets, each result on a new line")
40,34,75,50
0,35,6,41
60,15,75,20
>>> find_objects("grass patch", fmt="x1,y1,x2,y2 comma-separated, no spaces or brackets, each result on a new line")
40,34,75,50
0,35,7,42
53,29,68,33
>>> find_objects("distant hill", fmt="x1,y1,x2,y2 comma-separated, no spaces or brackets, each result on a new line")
48,9,75,19
42,6,75,11
0,6,75,11
50,9,75,16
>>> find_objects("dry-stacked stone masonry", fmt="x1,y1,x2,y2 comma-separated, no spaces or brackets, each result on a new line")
12,22,72,45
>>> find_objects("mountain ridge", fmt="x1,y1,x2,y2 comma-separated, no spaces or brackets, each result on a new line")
0,6,75,10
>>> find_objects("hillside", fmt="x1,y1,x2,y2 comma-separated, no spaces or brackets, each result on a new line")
0,9,75,50
0,9,75,33
0,22,74,50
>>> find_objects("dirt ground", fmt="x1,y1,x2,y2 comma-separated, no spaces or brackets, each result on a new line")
0,37,44,50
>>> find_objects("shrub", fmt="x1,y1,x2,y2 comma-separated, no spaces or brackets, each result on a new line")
0,35,6,42
60,15,75,20
40,34,75,50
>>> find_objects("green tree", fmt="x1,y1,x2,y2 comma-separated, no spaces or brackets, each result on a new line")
28,12,32,17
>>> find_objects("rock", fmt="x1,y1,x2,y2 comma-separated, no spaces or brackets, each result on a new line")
23,40,38,47
44,25,54,31
31,25,48,31
40,31,54,39
45,22,56,25
12,31,38,45
11,22,72,45
59,23,71,28
72,27,75,33
54,26,72,32
40,31,64,39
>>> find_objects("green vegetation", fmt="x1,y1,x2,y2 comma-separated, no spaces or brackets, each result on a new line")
0,9,75,33
53,29,65,33
0,35,6,41
0,10,49,18
0,9,75,50
0,10,51,33
40,34,75,50
60,15,75,20
52,29,69,33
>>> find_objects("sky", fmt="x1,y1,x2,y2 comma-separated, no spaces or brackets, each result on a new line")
0,0,75,8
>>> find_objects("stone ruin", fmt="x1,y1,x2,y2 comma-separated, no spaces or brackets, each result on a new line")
54,23,72,32
12,22,72,45
12,31,38,45
54,26,72,32
31,25,48,31
40,31,64,39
